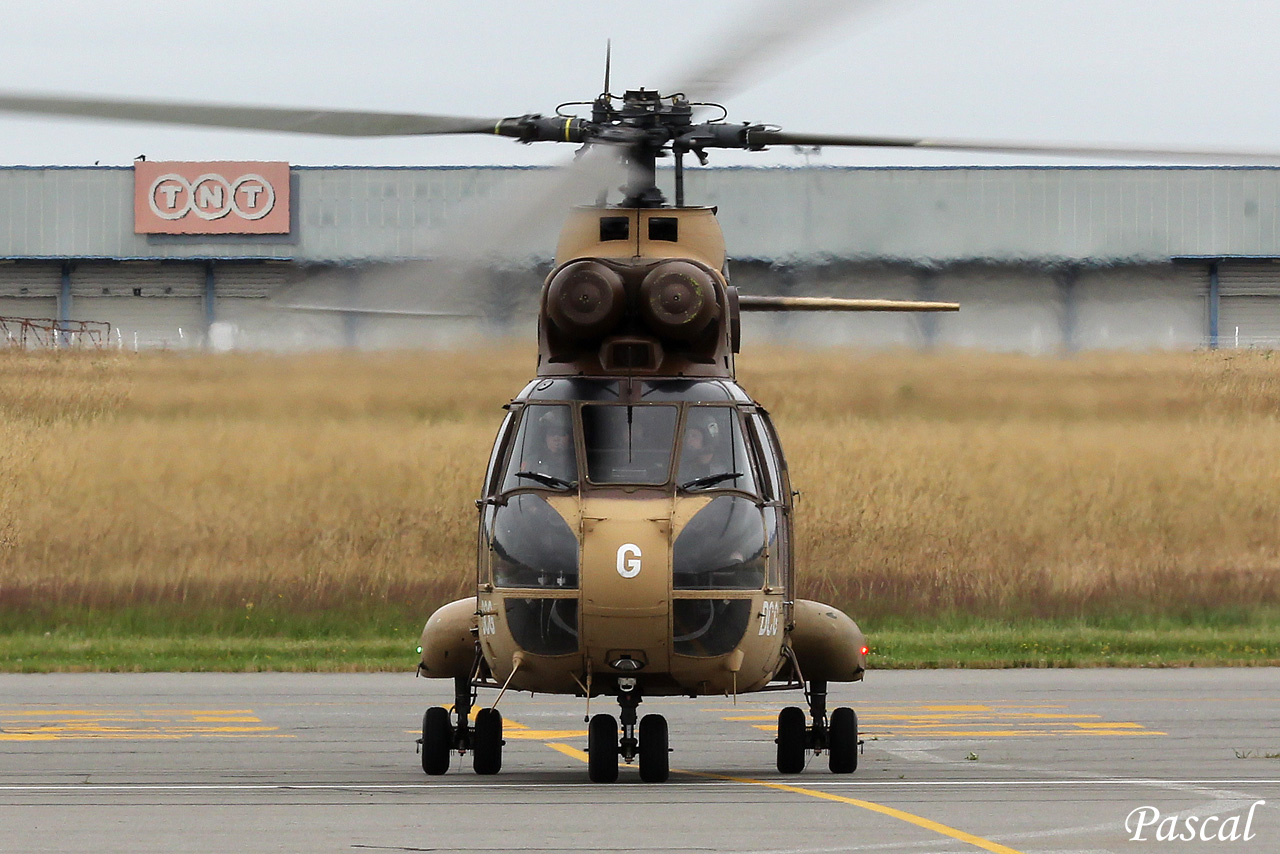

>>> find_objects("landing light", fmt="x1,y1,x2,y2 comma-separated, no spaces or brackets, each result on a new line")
610,657,644,672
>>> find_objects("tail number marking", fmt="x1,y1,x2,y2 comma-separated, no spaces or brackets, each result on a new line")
479,599,497,635
759,600,782,636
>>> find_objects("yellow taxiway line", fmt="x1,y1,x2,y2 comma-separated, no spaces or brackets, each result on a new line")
538,732,1028,854
0,708,287,741
685,770,1028,854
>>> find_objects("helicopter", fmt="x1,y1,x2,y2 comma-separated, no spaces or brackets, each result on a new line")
0,75,955,781
403,81,969,785
5,4,1279,786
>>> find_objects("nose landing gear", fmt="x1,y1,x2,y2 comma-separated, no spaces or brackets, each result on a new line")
586,682,670,783
418,674,505,776
776,679,859,774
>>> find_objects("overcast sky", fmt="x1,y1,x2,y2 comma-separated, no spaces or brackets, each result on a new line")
1,0,1279,169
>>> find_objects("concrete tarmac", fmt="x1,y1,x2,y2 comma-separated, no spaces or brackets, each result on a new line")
1,669,1277,854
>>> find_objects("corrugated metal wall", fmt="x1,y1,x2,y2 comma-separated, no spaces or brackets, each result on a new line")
1218,260,1280,347
7,165,1280,264
0,263,60,334
69,263,205,348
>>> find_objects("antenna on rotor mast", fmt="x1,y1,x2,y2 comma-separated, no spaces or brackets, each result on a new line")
603,40,612,96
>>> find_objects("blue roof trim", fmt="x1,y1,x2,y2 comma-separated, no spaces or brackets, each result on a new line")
5,163,1280,174
1173,255,1280,261
683,164,1280,173
0,164,133,171
290,164,544,172
0,255,295,262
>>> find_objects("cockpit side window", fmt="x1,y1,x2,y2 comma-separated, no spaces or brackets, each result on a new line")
482,412,516,498
501,404,578,493
747,412,790,590
746,413,782,502
582,404,679,485
677,406,758,494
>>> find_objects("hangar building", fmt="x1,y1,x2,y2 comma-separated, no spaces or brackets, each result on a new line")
3,163,1280,351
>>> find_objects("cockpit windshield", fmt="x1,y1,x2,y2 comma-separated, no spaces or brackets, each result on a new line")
581,404,679,485
501,404,578,492
498,401,760,492
677,406,757,493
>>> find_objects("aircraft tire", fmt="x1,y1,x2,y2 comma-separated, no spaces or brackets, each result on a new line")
473,708,503,775
421,707,452,776
776,706,806,774
828,707,858,774
638,714,669,783
587,713,619,783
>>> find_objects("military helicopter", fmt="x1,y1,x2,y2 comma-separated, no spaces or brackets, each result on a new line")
0,77,953,782
401,78,969,785
5,3,1279,786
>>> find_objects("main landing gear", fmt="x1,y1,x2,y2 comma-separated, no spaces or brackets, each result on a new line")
776,679,859,774
419,674,505,776
587,679,669,783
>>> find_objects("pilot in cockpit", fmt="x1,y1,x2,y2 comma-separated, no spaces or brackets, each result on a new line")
520,408,577,486
678,418,727,483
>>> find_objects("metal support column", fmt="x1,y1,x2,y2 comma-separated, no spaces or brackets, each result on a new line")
914,269,940,350
1208,259,1221,349
1055,267,1079,353
342,267,361,349
203,261,217,347
58,262,73,347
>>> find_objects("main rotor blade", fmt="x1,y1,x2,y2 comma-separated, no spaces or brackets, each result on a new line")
0,90,502,137
738,296,958,312
272,146,627,316
664,0,896,102
748,129,1280,164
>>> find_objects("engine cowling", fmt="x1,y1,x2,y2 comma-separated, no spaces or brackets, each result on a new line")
639,261,720,341
545,260,625,340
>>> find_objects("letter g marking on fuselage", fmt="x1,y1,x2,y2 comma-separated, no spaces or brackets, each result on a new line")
616,543,642,578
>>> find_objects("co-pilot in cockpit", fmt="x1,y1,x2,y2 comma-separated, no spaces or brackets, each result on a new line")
504,404,578,491
676,407,755,492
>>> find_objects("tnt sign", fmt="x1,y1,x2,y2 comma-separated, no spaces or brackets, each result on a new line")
134,161,290,234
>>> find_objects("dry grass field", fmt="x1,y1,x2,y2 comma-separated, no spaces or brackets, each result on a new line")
2,346,1279,651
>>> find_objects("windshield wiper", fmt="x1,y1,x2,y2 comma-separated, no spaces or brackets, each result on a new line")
515,471,577,491
678,471,742,491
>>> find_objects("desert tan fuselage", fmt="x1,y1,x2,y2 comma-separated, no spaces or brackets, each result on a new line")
419,205,866,700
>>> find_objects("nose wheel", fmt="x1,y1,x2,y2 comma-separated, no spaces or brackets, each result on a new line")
776,680,859,774
637,713,669,782
586,687,670,783
418,674,504,776
587,713,619,782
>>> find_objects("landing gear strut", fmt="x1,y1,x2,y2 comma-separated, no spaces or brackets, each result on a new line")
418,674,504,776
586,681,669,783
776,679,858,775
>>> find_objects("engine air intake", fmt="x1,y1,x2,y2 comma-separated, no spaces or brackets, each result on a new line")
546,260,625,340
639,261,719,341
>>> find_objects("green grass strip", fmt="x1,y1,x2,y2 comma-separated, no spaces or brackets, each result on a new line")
2,625,1278,672
870,626,1280,669
0,635,417,673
